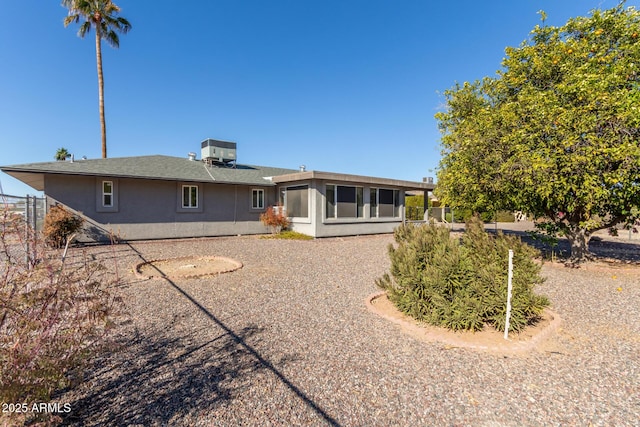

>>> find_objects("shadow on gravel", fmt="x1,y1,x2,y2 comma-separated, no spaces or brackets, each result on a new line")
493,229,640,263
159,277,341,426
60,325,266,425
450,223,640,263
60,243,342,426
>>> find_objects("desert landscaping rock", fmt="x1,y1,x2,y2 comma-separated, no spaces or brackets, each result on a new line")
51,231,639,426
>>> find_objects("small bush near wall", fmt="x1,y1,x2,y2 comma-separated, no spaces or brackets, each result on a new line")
43,205,84,248
260,205,290,234
261,230,313,240
0,209,122,425
376,217,548,332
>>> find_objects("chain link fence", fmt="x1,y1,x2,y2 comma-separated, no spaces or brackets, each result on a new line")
406,206,457,223
1,194,47,231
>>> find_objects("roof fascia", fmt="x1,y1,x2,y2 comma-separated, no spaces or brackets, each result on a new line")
271,170,435,190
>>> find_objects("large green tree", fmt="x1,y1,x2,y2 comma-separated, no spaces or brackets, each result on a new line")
436,4,640,262
62,0,131,159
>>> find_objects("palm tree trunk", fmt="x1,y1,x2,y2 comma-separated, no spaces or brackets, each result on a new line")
95,26,107,158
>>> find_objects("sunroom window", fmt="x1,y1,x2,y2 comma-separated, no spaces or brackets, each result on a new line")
326,184,364,218
282,185,309,218
371,188,400,218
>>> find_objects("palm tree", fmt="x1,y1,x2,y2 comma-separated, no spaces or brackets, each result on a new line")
62,0,131,159
55,147,71,161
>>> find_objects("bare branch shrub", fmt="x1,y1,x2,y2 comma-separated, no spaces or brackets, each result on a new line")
260,205,290,234
0,208,122,424
43,205,84,249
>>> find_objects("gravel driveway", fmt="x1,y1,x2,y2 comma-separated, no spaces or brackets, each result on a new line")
56,232,639,426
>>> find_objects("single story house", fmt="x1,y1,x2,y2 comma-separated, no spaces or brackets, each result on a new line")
1,139,435,241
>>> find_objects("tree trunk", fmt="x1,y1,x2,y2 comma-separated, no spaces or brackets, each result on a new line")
565,227,591,263
95,27,107,158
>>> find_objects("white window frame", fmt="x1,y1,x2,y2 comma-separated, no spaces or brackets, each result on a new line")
102,180,113,207
182,185,199,209
251,188,265,209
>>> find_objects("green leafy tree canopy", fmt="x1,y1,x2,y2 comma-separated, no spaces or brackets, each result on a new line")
435,4,640,262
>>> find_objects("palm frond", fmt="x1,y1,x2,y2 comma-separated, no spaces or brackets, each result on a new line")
63,14,80,27
78,21,92,38
62,0,131,44
103,29,120,48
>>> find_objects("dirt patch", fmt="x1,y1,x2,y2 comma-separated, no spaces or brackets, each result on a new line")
366,292,561,356
135,256,242,280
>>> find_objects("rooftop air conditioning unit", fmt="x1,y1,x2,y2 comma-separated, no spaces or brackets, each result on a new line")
201,139,237,165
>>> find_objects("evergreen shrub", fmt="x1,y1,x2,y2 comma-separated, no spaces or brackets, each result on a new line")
376,217,549,332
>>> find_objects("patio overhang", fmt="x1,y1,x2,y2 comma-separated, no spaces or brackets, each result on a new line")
271,170,435,191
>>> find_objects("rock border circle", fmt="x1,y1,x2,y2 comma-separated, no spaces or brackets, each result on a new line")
134,256,243,280
366,291,562,356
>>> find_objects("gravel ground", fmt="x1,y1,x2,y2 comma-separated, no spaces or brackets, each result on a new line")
50,228,639,426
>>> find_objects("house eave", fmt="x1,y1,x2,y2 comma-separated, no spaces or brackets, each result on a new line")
2,170,46,192
271,170,435,191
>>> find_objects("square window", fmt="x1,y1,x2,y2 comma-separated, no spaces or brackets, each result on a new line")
284,185,309,218
377,188,400,217
182,185,198,208
326,184,364,218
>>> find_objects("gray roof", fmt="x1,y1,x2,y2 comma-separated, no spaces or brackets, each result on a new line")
1,155,297,189
2,155,434,192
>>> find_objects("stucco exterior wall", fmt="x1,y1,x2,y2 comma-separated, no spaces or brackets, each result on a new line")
44,175,276,241
42,174,419,241
284,179,406,237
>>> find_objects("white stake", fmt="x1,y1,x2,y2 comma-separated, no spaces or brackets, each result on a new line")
504,249,514,340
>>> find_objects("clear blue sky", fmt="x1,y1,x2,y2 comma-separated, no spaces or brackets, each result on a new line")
1,0,635,196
